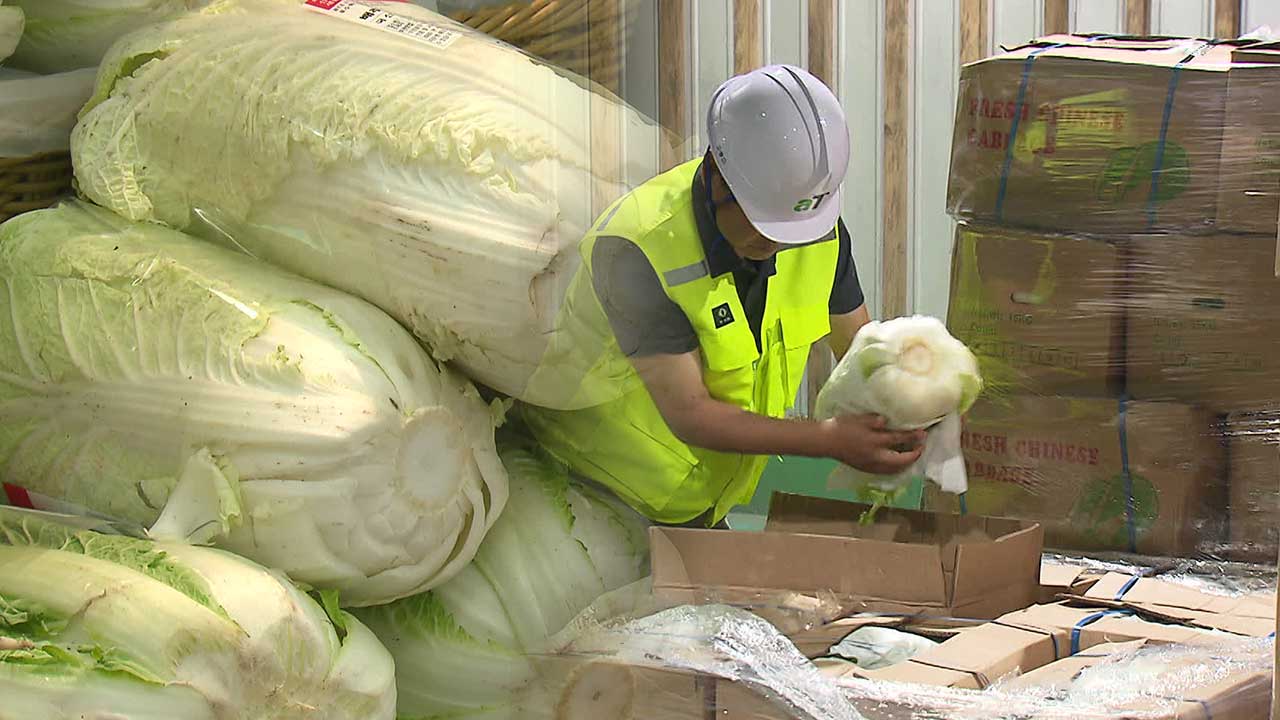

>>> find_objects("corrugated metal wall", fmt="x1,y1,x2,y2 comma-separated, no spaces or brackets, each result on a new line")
617,0,1265,321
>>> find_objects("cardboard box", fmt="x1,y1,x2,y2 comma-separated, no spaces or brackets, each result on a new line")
1003,640,1271,720
832,601,1232,691
1225,410,1280,562
649,494,1042,622
948,35,1235,234
1126,234,1280,410
928,396,1227,556
1217,44,1280,238
947,224,1124,397
1076,572,1276,637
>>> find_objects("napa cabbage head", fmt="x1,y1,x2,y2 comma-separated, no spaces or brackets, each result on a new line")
71,0,666,410
0,4,22,64
0,201,508,606
354,437,651,720
0,506,397,720
4,0,206,73
817,316,982,507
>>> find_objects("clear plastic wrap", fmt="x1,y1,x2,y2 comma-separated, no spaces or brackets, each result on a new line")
68,0,667,410
2,7,1277,718
0,67,95,158
0,200,508,607
934,33,1280,564
3,1,208,74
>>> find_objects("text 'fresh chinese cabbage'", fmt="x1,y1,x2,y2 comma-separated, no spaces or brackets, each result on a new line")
0,4,22,64
0,507,396,720
72,0,665,409
0,201,508,606
4,0,205,73
354,439,650,720
816,316,982,508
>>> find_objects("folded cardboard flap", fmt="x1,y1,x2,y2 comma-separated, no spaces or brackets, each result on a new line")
1076,573,1277,637
980,34,1237,70
998,639,1150,690
1086,573,1276,620
1040,562,1103,603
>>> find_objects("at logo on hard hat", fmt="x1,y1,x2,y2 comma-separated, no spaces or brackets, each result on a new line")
793,192,832,213
712,303,735,329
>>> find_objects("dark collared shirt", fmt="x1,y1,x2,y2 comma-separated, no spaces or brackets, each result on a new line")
591,163,864,357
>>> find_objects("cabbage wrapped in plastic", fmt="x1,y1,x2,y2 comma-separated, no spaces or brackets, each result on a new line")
815,316,981,514
0,201,508,606
0,3,22,64
72,0,664,409
354,440,651,720
0,67,96,160
0,507,397,720
3,0,206,73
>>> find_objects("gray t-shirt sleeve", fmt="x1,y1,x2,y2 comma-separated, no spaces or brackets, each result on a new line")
829,218,866,315
591,235,699,358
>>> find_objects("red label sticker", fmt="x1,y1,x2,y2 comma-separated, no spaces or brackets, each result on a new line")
2,483,34,509
304,0,343,8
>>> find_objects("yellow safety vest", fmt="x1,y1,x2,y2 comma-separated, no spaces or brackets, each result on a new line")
521,158,839,525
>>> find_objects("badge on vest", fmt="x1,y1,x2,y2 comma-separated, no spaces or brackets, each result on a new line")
712,302,734,329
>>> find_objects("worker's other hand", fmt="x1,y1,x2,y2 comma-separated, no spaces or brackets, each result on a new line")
820,414,926,475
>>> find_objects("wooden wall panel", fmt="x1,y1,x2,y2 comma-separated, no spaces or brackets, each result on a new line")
733,0,764,73
961,0,989,63
1216,0,1242,37
658,0,690,170
1044,0,1070,34
1125,0,1151,34
882,0,910,319
807,0,838,85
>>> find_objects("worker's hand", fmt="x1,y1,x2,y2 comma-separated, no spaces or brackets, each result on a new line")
819,414,927,475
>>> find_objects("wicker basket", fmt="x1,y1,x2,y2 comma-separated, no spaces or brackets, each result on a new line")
450,0,635,93
0,152,74,223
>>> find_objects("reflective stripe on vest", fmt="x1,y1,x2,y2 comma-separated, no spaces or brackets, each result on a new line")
522,158,839,524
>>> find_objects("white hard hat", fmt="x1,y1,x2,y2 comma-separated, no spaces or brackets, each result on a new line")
707,64,850,245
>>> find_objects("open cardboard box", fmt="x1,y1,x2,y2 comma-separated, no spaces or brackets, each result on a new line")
650,493,1043,642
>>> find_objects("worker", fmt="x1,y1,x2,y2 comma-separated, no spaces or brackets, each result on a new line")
521,64,927,528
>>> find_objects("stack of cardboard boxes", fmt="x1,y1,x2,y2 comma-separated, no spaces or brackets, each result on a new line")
929,35,1280,560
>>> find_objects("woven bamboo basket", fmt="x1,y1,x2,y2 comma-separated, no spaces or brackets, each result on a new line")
450,0,636,94
0,151,74,223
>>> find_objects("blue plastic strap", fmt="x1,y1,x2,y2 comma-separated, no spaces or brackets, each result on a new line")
1146,42,1214,228
1071,609,1132,655
1118,395,1137,553
993,36,1117,220
994,46,1060,219
1114,573,1140,601
958,492,968,516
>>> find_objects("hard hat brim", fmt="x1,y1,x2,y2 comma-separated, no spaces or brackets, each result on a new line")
739,187,843,245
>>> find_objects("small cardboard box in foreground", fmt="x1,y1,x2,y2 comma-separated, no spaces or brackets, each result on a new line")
650,493,1042,626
